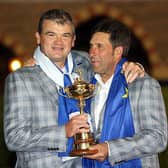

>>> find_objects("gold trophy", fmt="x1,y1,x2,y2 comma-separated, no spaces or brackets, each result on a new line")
63,70,98,156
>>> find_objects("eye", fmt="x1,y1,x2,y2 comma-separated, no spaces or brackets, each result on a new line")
89,43,103,50
89,44,93,49
62,33,73,38
97,43,103,49
48,33,55,37
45,32,55,37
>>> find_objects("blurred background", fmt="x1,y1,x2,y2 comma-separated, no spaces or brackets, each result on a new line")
0,0,167,167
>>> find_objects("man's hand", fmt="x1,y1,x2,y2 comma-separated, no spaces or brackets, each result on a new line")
122,62,145,83
23,58,36,67
84,143,108,162
65,113,90,138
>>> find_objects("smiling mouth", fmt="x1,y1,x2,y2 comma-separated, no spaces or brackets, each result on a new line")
52,46,64,51
90,58,99,64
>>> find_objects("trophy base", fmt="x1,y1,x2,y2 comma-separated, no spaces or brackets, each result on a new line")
69,132,98,156
70,149,98,156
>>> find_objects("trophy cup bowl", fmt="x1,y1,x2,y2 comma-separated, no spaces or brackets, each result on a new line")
64,77,98,156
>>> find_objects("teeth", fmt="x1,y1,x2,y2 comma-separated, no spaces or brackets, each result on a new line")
53,47,63,50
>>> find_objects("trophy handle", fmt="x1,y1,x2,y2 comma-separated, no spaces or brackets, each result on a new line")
57,86,69,98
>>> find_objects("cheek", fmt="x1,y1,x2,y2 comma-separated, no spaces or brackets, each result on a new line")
40,41,52,54
40,38,50,46
102,53,114,65
64,41,74,51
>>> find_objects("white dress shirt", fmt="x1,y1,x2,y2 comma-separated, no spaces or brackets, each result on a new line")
93,74,113,130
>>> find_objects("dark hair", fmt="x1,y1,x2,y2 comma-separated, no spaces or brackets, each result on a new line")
91,18,131,57
37,9,75,35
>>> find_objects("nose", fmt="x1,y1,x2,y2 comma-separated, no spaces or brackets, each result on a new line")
54,35,63,44
89,46,97,58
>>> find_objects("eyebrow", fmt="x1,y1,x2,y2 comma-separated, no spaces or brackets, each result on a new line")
44,31,73,36
43,31,55,35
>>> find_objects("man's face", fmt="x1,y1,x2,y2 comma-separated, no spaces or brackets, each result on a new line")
35,19,75,68
89,32,119,82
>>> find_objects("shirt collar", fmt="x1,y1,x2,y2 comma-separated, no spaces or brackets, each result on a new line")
94,73,113,88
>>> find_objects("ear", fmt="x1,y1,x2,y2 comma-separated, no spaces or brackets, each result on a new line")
114,46,123,58
72,35,76,47
35,32,40,45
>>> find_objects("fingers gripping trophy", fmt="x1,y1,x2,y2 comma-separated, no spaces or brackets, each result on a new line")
61,69,98,156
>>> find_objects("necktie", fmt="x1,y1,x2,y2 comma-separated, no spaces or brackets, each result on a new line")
58,73,77,157
63,73,72,87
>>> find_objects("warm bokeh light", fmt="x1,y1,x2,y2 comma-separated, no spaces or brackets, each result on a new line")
8,58,22,72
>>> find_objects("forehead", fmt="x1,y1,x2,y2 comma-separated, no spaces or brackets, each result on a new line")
90,32,110,43
41,19,73,33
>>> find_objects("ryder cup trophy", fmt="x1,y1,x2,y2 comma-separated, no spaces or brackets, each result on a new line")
63,70,98,156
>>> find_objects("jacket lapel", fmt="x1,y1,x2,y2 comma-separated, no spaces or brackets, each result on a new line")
35,66,59,106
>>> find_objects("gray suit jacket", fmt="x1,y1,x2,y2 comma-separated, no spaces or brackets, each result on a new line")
91,75,167,168
4,51,92,168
